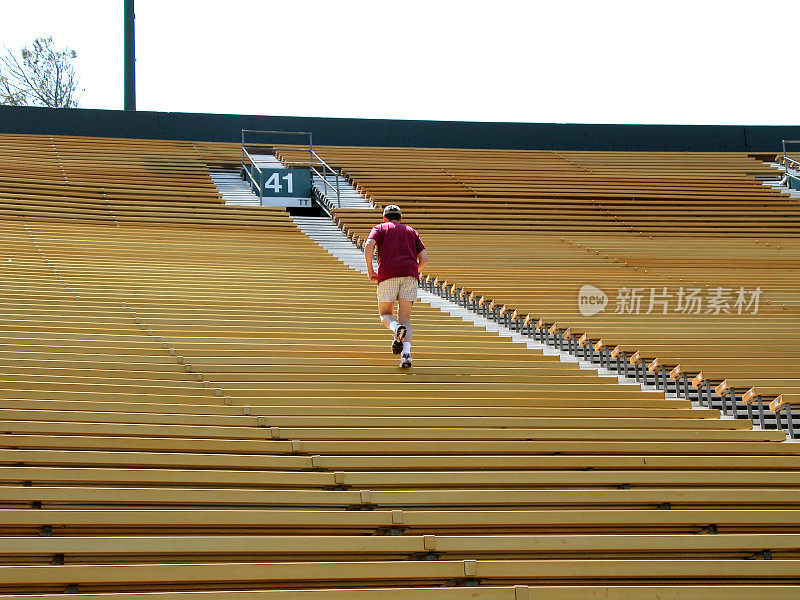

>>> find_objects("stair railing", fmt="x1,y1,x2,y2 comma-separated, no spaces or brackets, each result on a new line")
780,140,800,171
310,149,342,209
779,140,800,189
782,156,800,172
241,129,343,208
241,146,264,204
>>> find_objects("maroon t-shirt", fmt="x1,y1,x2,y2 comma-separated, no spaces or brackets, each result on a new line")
367,221,426,283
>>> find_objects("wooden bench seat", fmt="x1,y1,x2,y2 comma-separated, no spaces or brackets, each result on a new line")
0,421,778,442
1,558,798,594
3,508,798,534
713,378,800,396
1,533,798,563
0,409,746,430
0,398,706,419
4,485,800,510
3,462,798,488
770,394,800,413
0,585,795,600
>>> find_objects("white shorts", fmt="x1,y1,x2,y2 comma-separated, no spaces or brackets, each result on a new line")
377,276,419,303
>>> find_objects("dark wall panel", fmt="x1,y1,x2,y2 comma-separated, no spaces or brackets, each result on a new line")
0,105,797,152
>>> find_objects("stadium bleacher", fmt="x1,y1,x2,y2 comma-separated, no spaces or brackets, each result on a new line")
275,145,800,432
0,134,287,229
0,133,799,597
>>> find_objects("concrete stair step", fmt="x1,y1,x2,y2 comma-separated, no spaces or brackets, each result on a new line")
210,171,264,207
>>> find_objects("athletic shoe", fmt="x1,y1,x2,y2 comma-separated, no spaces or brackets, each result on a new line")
400,353,412,368
391,325,407,355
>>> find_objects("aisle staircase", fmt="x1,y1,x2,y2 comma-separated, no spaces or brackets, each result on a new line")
209,170,261,206
249,153,286,170
212,160,373,211
312,173,374,211
762,161,800,199
291,215,788,434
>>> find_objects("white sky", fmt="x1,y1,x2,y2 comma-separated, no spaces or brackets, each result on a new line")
1,0,796,125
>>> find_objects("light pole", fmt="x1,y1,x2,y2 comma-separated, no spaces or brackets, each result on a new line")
124,0,135,111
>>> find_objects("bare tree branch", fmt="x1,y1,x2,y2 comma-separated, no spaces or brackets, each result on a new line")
0,73,28,105
0,37,82,108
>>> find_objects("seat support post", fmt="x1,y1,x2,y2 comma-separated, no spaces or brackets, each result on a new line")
755,397,767,429
786,405,796,439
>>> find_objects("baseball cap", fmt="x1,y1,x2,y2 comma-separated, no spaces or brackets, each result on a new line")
383,205,402,217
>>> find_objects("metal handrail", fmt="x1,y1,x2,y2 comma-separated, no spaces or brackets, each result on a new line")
781,156,800,189
242,147,263,176
310,149,335,172
241,129,347,209
242,130,313,174
242,165,261,200
310,166,341,209
310,166,332,189
242,129,313,138
309,149,341,209
310,165,333,196
784,156,800,170
781,140,800,172
310,165,341,209
241,147,264,203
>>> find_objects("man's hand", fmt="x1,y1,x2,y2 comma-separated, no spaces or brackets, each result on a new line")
364,238,378,282
417,249,429,272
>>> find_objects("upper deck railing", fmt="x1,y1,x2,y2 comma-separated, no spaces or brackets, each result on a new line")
780,140,800,172
240,130,341,207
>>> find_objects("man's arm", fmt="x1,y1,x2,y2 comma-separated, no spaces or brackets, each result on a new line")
364,238,378,281
417,249,428,272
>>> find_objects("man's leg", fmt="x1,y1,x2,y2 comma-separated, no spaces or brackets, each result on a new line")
378,301,397,332
377,278,408,355
397,299,413,343
397,297,414,367
378,300,406,355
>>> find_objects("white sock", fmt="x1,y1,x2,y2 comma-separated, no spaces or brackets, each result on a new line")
402,341,411,355
389,320,399,334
